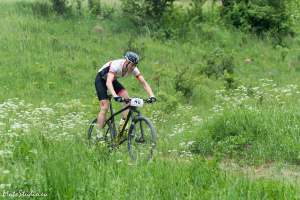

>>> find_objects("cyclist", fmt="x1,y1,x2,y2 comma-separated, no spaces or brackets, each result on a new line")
95,51,156,139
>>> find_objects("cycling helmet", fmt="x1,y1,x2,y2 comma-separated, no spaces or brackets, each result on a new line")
124,51,139,65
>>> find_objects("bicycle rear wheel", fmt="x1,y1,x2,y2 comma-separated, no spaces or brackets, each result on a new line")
87,118,110,146
128,116,157,161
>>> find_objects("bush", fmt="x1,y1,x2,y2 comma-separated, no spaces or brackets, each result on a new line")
158,6,188,39
48,0,84,16
120,0,174,28
121,0,206,39
175,66,201,99
160,0,205,39
221,0,292,38
201,48,235,79
31,0,53,17
188,0,206,23
51,0,70,15
88,0,101,15
174,48,235,100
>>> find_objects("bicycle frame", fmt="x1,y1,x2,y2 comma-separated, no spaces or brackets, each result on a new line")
104,98,141,141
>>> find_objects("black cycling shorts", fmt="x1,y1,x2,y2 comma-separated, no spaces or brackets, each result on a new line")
95,72,125,100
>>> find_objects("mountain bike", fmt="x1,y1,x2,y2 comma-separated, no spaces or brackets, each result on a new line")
87,95,157,161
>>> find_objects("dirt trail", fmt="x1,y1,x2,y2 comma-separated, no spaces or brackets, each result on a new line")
157,153,300,186
220,159,300,185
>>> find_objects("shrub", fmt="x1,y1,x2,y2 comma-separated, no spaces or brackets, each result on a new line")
220,0,292,37
120,0,175,28
159,6,189,39
121,0,206,39
188,0,206,23
201,48,235,79
88,0,101,15
75,0,83,15
160,0,205,39
51,0,70,15
175,66,201,99
31,0,53,17
48,0,84,16
174,48,235,100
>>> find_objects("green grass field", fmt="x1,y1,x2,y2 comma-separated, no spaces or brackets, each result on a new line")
0,0,300,199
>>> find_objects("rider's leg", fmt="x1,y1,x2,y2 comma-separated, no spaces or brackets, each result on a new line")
112,80,128,119
97,100,109,128
116,89,130,136
118,89,130,119
95,73,109,129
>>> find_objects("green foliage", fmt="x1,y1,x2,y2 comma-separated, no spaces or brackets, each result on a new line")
159,6,189,39
123,37,146,61
144,0,175,21
31,0,113,17
175,66,201,99
51,0,70,15
1,1,300,197
221,0,293,38
287,0,300,28
192,81,300,164
174,48,236,100
88,0,102,15
31,0,53,17
120,0,206,39
159,0,205,40
47,0,88,16
188,0,206,23
201,48,235,78
156,92,179,112
120,0,175,28
193,106,300,164
75,0,83,15
87,0,114,18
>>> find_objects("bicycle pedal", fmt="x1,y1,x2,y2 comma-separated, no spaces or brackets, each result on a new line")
119,137,127,145
96,134,103,140
135,137,145,143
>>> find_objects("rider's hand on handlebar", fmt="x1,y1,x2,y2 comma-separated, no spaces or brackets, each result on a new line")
147,96,157,103
114,96,123,102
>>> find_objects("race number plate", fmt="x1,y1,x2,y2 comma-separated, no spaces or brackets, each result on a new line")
130,98,144,107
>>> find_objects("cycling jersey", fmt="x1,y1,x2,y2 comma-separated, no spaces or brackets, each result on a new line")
98,59,141,79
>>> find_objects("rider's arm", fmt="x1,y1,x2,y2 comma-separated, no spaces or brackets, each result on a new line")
106,72,118,97
136,75,155,97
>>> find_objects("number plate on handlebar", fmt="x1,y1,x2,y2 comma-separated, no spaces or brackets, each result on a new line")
130,98,144,107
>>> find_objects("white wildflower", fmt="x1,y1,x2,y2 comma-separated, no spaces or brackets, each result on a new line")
179,142,186,147
187,141,195,146
192,115,202,123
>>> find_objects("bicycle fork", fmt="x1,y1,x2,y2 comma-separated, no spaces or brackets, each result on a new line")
128,109,145,143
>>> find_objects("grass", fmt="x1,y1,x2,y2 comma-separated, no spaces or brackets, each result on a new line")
0,0,300,199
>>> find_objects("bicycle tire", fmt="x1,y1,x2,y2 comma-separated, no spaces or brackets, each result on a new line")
87,118,111,146
128,116,157,161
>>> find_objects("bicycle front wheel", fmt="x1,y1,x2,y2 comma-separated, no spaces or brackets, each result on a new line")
128,116,157,161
